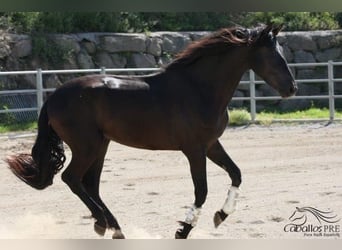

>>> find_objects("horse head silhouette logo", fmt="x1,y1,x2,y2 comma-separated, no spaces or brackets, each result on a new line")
289,207,340,226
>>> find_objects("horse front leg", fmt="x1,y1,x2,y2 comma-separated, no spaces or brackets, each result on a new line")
207,140,241,228
176,147,207,239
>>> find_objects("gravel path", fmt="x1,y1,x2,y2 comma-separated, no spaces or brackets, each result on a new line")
0,123,341,239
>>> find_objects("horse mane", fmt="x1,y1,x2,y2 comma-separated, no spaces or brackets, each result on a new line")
166,25,266,70
298,207,340,224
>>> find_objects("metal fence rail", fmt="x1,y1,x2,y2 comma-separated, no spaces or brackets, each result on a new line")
235,61,342,122
1,61,342,123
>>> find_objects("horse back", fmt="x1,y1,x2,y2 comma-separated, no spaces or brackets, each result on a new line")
47,74,188,150
47,73,227,150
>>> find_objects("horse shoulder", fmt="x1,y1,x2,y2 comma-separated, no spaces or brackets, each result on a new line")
195,107,228,142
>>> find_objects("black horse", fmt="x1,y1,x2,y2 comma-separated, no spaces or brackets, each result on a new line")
6,24,297,239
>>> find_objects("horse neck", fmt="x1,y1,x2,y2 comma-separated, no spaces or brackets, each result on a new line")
181,47,250,114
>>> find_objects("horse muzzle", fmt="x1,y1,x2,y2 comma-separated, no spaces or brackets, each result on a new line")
281,81,298,98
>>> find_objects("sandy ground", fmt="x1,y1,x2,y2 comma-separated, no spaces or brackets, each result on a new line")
0,123,341,239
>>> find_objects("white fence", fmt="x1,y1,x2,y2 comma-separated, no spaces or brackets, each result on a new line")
1,60,342,123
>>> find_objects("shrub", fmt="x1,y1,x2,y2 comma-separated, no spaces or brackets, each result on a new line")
1,12,341,34
31,35,74,66
244,12,339,31
229,109,251,126
32,12,127,33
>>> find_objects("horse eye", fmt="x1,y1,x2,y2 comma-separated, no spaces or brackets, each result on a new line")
235,30,245,39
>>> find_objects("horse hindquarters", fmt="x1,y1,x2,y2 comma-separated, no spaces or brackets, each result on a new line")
54,119,125,238
47,88,125,238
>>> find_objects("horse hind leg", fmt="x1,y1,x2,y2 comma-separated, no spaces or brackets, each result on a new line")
82,141,125,239
83,174,125,239
207,140,242,228
62,153,107,235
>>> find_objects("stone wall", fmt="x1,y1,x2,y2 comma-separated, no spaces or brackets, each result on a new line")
1,29,342,111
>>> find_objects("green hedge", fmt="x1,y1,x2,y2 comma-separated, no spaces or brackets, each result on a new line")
1,12,341,34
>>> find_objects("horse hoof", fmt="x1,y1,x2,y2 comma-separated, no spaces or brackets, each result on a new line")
112,230,125,239
94,222,106,236
175,221,193,239
175,230,186,239
214,210,228,228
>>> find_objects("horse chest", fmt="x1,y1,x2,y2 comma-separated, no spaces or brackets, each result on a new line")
198,110,228,138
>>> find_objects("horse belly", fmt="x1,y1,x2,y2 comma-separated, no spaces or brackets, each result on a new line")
102,111,179,150
104,124,178,150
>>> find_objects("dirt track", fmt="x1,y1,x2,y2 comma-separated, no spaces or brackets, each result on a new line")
0,123,341,239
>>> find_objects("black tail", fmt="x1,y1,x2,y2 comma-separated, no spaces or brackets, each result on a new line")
6,101,66,190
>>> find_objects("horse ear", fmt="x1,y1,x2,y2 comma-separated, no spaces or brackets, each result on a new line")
272,23,284,36
262,23,273,37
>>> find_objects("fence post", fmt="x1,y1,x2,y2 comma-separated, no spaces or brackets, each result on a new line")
100,66,106,75
328,60,335,122
36,68,43,115
249,70,256,122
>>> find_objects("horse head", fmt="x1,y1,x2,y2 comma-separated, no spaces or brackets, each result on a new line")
249,23,297,98
288,207,308,226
